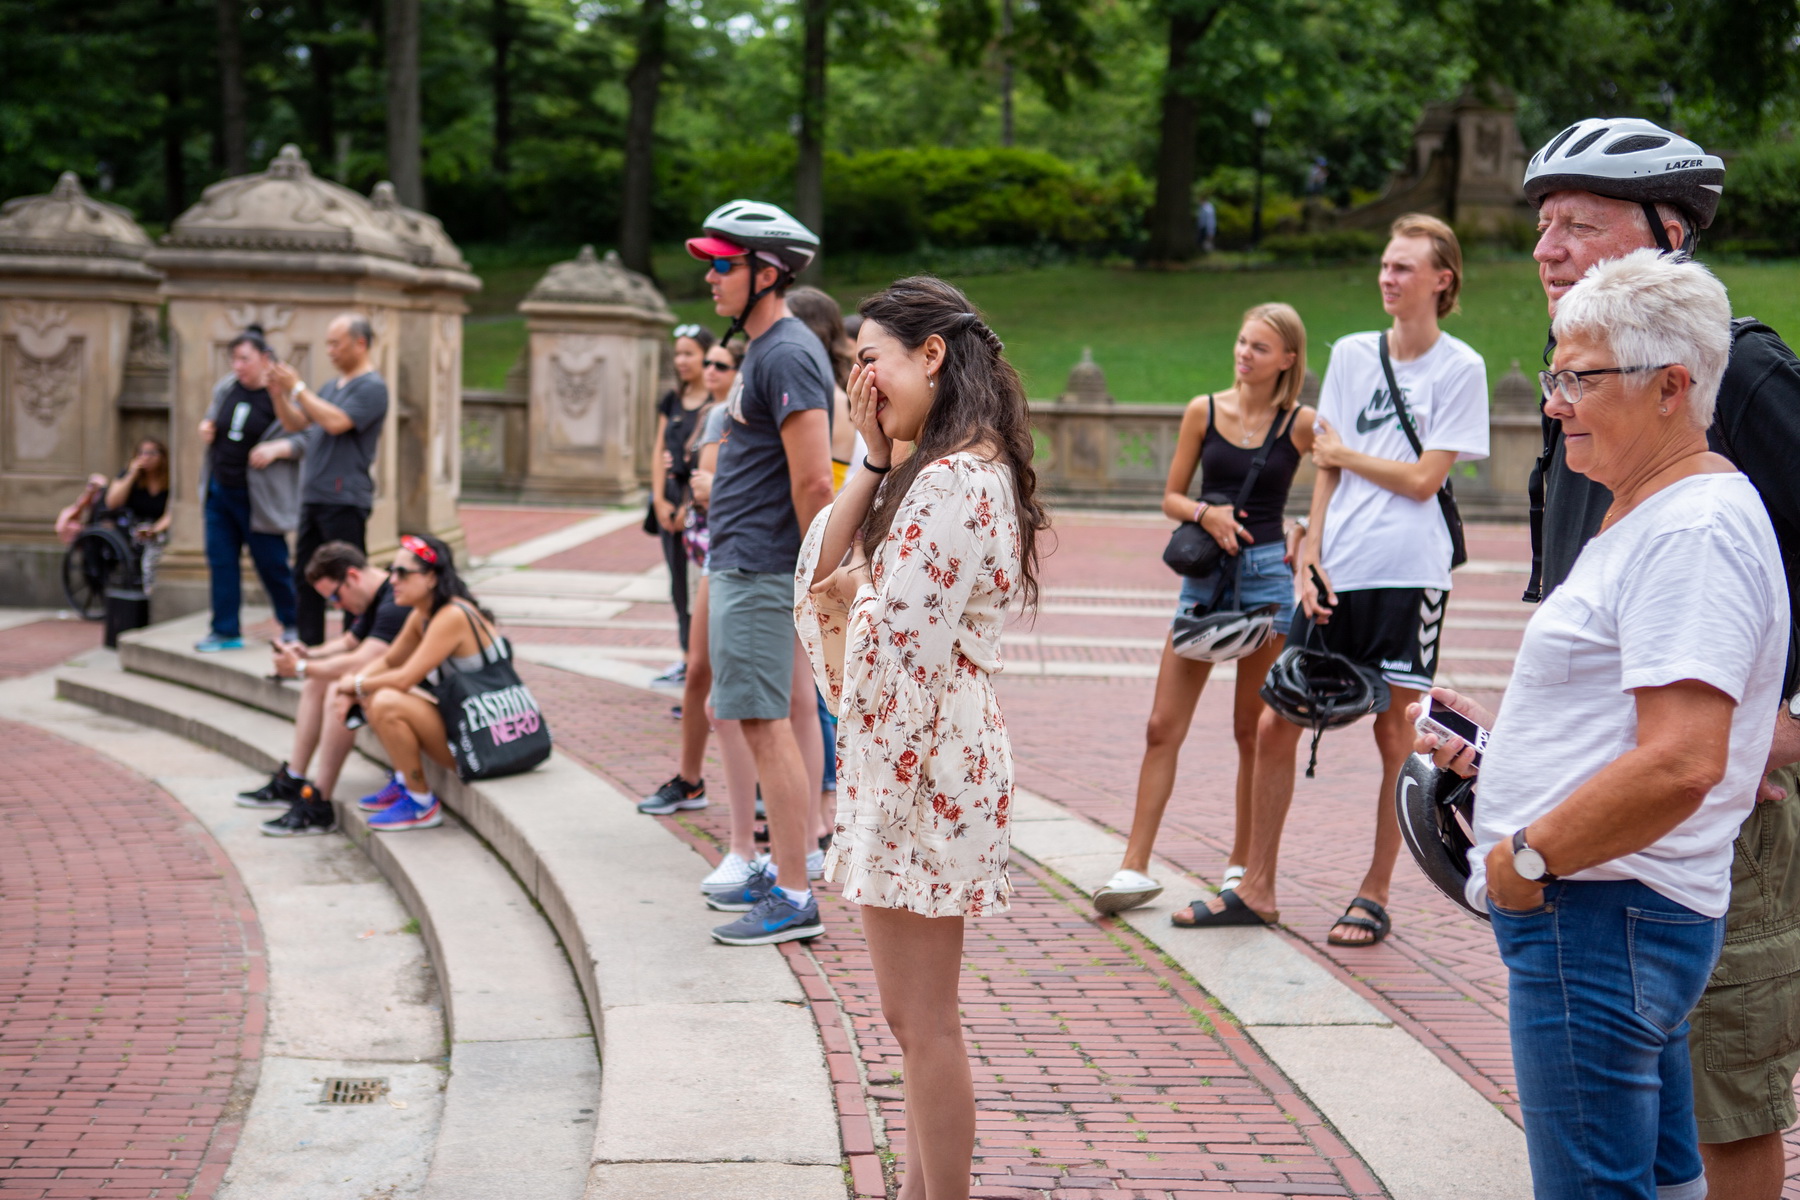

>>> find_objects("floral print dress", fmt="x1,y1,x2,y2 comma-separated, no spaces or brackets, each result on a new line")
795,452,1022,917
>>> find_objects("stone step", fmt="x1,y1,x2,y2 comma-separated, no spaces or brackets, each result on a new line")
54,661,599,1200
106,611,848,1200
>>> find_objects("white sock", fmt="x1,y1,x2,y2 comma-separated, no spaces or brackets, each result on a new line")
284,764,307,780
406,786,432,805
777,886,812,907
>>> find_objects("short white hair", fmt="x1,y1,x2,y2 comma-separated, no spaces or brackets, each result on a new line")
1551,247,1730,430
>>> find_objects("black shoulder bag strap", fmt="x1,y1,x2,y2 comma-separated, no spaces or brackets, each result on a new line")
1378,332,1468,570
1206,405,1298,610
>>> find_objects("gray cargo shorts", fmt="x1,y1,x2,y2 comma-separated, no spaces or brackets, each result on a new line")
708,568,797,721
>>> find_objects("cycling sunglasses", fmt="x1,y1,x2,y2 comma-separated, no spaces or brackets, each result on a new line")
707,257,742,275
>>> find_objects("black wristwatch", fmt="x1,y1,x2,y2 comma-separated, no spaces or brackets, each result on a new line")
1510,828,1558,883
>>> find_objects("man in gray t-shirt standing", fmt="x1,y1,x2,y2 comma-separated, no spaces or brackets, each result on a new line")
270,313,389,645
683,200,836,948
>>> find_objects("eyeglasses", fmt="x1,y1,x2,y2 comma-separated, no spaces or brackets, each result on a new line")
673,323,703,340
1538,364,1675,405
703,359,735,371
325,582,345,608
389,564,421,580
708,257,741,276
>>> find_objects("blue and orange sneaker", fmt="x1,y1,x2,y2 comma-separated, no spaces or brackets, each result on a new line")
710,889,824,946
366,791,443,832
358,773,407,813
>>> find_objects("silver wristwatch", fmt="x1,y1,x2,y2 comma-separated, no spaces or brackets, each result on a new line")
1510,828,1557,883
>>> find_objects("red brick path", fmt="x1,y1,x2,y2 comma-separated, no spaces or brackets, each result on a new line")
526,661,1380,1198
0,621,103,682
0,721,263,1200
458,504,599,558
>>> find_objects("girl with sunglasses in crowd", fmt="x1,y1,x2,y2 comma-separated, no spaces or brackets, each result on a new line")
333,533,503,832
647,323,718,683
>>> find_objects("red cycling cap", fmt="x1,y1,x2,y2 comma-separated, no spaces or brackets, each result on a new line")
686,235,747,261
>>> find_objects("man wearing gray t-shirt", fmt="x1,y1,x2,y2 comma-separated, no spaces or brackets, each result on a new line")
270,313,389,645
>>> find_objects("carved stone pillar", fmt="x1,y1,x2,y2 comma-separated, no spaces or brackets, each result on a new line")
144,145,473,618
0,173,163,605
518,246,674,504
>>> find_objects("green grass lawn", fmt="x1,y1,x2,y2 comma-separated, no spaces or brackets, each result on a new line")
463,254,1800,403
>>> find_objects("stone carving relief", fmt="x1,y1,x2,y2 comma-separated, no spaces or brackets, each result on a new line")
5,336,85,468
125,307,169,370
546,336,608,449
7,301,75,358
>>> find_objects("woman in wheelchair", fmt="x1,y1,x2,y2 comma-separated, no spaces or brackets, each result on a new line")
58,439,172,618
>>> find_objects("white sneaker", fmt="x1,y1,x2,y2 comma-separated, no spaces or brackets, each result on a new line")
806,848,826,880
701,852,755,895
1093,868,1163,915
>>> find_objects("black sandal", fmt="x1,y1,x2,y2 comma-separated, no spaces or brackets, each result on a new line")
1171,888,1277,929
1327,897,1391,947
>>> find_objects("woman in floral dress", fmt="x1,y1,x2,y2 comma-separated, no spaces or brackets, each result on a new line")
796,276,1048,1200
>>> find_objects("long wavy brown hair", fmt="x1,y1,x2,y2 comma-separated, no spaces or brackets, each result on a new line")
857,276,1049,610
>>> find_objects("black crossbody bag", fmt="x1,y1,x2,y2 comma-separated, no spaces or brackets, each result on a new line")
1163,400,1297,578
1378,332,1468,570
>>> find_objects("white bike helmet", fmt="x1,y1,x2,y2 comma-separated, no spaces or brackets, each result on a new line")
1523,117,1724,252
1172,603,1279,664
686,200,820,342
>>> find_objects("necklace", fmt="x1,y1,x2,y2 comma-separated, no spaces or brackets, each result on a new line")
1237,402,1276,447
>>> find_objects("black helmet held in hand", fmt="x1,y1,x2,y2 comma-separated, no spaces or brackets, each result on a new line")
1259,630,1390,778
1395,753,1486,921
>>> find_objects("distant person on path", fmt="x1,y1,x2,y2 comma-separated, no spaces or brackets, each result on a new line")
1093,304,1316,915
648,323,716,682
1420,251,1786,1200
239,541,408,838
196,329,306,651
269,314,388,647
1182,214,1488,944
797,277,1048,1200
1196,197,1217,254
682,201,836,946
333,534,503,832
104,438,172,591
1515,118,1800,1200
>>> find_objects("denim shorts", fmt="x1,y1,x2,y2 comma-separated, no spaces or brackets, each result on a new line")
1176,541,1295,630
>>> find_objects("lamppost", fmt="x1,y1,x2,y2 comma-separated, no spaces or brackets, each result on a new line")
1251,107,1271,247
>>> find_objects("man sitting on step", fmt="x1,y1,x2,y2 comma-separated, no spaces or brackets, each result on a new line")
238,540,408,837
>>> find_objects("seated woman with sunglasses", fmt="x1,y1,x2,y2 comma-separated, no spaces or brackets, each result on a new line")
332,533,503,831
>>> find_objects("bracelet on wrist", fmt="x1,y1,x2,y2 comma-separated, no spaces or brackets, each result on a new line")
863,456,892,474
1193,502,1210,524
295,659,307,681
353,674,366,701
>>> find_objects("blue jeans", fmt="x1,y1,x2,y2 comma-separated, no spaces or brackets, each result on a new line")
817,690,838,792
1492,879,1724,1200
204,479,297,637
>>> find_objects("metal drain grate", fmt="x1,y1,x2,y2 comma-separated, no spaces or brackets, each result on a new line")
318,1077,388,1105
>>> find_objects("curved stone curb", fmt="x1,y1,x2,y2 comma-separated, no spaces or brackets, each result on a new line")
107,614,847,1198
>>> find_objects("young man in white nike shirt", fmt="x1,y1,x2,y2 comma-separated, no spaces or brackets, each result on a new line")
1178,213,1488,945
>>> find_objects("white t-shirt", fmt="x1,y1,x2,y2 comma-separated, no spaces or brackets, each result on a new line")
1315,331,1490,591
1468,473,1787,918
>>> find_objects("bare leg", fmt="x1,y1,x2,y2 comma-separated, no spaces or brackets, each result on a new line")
1700,1132,1785,1200
863,906,973,1200
1201,706,1302,920
289,674,329,775
1117,637,1211,873
714,715,759,860
1227,634,1286,869
678,578,713,783
739,714,810,890
1327,687,1418,944
312,711,358,801
365,690,454,793
789,640,825,841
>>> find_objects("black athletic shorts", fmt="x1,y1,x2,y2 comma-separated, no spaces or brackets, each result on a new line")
1285,586,1444,693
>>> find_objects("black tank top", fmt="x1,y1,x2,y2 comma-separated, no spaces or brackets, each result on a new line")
1197,396,1302,546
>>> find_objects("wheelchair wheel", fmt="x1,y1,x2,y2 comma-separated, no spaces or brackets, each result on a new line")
62,525,133,620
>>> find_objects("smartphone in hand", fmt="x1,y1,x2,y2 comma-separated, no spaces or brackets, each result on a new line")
1415,698,1490,769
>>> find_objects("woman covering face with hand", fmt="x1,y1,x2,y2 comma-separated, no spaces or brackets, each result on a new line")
795,276,1048,1200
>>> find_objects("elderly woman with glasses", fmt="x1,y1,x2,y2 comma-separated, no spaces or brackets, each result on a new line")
1414,249,1788,1199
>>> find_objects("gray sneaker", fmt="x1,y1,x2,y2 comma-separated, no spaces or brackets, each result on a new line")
711,889,824,946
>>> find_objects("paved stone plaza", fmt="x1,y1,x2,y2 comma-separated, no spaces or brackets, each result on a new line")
4,505,1799,1198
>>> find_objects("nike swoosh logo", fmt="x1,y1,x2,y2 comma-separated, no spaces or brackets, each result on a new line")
1356,407,1397,434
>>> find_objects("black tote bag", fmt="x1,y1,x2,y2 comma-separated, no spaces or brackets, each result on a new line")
436,604,553,781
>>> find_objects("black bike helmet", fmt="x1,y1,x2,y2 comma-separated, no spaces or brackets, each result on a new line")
1259,630,1390,778
1522,117,1724,254
1395,753,1486,921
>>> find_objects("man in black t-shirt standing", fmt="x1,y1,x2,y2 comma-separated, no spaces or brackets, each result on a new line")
197,330,308,651
244,541,409,837
269,313,389,646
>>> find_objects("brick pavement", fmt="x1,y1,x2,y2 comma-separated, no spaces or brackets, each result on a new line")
0,621,103,682
526,660,1382,1198
0,720,263,1200
458,503,598,557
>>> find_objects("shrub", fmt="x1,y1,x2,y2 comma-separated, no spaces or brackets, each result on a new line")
1713,138,1800,254
1261,229,1386,263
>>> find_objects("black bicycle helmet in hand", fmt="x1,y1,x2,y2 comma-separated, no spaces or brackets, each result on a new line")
1523,117,1724,254
1395,752,1485,921
1259,629,1390,778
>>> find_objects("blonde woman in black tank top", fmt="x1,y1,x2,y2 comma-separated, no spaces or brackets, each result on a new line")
1092,305,1317,916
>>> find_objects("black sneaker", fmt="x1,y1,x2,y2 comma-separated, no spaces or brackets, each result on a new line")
637,775,707,815
261,790,336,838
237,766,306,809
